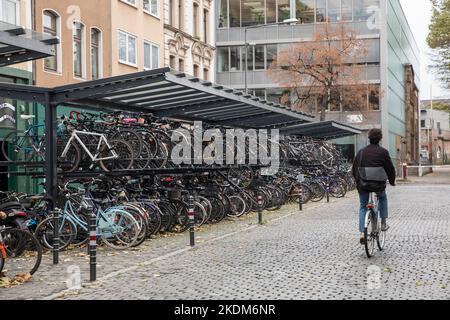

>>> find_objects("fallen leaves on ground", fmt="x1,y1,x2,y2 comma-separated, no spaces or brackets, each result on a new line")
0,273,32,288
74,252,88,257
383,267,394,273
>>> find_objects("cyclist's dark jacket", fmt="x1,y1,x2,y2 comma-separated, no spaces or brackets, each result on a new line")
352,143,396,192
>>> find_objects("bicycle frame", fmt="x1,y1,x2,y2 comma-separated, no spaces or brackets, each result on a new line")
61,130,118,162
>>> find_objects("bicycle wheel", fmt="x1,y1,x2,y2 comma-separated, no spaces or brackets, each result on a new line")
100,209,140,250
227,195,246,217
2,131,35,162
34,215,77,251
1,228,42,275
364,211,376,258
57,140,81,173
110,129,143,158
99,139,135,172
377,225,386,251
309,182,326,202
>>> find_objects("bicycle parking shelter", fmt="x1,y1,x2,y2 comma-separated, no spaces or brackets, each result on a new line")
0,67,361,206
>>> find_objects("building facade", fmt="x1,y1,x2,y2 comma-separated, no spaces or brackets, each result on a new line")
163,0,215,81
215,0,420,169
420,107,450,165
34,0,164,87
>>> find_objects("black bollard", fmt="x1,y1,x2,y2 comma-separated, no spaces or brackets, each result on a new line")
52,209,60,265
299,185,303,211
188,195,195,247
326,183,330,203
89,212,97,282
257,194,263,225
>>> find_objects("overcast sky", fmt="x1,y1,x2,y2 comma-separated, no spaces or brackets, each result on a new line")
400,0,450,99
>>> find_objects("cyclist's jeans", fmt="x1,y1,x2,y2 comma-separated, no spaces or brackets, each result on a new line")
359,191,388,233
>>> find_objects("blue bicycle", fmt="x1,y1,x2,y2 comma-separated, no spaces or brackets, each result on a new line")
1,115,45,162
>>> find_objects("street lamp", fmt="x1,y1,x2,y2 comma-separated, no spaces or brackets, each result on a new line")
244,18,299,94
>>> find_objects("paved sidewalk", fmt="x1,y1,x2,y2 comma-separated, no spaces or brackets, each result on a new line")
1,182,449,300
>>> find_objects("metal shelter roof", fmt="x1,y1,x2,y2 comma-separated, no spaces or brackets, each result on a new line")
0,67,361,137
48,67,315,129
279,120,362,139
0,21,58,67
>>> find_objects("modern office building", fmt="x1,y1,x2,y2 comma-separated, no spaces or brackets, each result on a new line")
163,0,215,81
215,0,420,169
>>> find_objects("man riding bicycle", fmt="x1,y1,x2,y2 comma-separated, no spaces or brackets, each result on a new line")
352,129,396,244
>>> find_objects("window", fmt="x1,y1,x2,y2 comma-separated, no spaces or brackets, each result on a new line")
178,58,185,72
123,0,136,6
144,41,159,70
169,55,176,68
316,0,327,22
254,45,265,70
143,0,159,16
193,64,200,77
0,0,19,24
193,3,199,37
218,47,229,72
368,85,380,110
246,46,254,71
43,10,59,72
296,0,315,23
354,0,379,21
203,68,209,81
229,0,240,27
266,45,277,69
242,0,265,27
169,0,175,25
437,122,442,134
178,0,184,30
203,9,209,43
91,28,101,80
341,0,353,21
328,0,341,22
118,30,137,66
421,120,425,128
230,46,241,71
73,22,85,78
218,0,228,28
278,0,290,22
266,0,277,23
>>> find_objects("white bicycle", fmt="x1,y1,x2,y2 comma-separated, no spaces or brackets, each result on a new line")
58,127,134,172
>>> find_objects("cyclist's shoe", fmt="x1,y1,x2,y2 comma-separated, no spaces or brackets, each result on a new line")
381,219,390,232
359,233,365,245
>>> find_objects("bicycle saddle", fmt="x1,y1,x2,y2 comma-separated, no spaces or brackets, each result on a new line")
20,114,36,120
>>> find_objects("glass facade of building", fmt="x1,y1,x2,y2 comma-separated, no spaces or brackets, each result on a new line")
217,0,380,27
215,0,420,167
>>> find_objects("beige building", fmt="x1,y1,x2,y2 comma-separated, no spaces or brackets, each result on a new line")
163,0,215,81
34,0,164,87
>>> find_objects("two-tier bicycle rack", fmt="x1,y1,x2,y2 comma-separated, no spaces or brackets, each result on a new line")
0,67,361,280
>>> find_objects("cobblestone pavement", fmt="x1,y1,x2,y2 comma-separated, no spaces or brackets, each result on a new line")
1,181,449,300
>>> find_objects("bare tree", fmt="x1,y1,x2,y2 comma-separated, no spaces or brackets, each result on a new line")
268,23,376,121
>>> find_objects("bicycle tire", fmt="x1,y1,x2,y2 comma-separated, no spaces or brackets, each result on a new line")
2,131,36,162
35,215,77,251
99,139,135,172
364,211,376,258
1,228,42,275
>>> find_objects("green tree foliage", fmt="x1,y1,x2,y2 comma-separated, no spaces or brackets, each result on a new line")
427,0,450,88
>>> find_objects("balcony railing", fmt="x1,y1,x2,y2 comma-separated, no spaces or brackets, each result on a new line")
216,65,381,88
216,21,380,44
